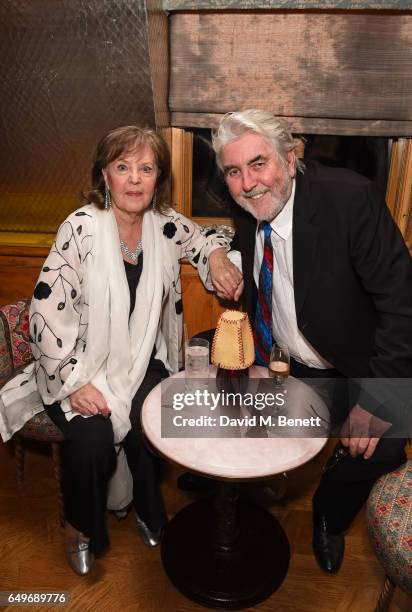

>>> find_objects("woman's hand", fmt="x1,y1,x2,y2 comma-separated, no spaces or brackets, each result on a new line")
69,383,111,418
209,248,244,301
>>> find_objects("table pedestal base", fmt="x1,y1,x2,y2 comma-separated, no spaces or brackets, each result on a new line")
161,491,290,610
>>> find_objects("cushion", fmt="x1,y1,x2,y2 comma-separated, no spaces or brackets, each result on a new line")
367,461,412,596
0,300,32,374
0,315,12,387
0,300,63,442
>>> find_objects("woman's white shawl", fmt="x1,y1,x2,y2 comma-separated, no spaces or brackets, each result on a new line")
0,204,229,445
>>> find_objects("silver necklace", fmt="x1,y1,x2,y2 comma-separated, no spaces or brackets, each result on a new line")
120,239,143,263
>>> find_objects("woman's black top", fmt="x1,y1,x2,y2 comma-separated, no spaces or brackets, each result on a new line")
124,254,143,318
124,254,165,371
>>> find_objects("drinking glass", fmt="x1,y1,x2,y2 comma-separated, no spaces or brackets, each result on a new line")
268,343,290,386
185,337,209,390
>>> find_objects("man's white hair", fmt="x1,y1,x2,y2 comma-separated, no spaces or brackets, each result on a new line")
212,109,305,173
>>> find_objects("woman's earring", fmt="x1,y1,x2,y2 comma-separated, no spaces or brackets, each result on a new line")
152,189,157,211
104,184,111,209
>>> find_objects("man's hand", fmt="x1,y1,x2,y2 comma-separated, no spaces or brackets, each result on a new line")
69,383,111,418
340,403,391,460
209,248,244,301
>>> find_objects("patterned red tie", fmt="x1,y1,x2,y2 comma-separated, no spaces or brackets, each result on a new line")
253,222,273,365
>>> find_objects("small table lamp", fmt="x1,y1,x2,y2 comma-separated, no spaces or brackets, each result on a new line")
211,310,255,396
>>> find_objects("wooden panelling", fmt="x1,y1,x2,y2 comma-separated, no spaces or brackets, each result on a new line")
0,247,229,337
181,259,234,337
170,12,412,134
0,247,48,307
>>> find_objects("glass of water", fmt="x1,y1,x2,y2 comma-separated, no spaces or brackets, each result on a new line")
185,337,209,390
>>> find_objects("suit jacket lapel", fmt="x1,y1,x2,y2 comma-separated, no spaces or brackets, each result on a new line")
293,171,319,317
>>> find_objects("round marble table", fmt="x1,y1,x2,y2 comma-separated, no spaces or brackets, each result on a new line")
141,366,328,610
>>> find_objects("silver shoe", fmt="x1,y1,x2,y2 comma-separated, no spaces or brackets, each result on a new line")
66,541,95,575
135,513,162,547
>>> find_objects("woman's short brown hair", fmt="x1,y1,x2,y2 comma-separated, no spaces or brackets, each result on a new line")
83,125,170,212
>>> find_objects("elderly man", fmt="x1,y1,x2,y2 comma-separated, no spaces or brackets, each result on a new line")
212,109,412,573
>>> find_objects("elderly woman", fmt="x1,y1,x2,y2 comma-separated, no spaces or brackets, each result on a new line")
0,125,242,575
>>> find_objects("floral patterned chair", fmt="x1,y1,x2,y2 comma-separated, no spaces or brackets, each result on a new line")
0,300,65,526
367,461,412,611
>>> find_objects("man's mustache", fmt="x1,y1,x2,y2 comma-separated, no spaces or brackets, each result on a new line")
240,188,270,199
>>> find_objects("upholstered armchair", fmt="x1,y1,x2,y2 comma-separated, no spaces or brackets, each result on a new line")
0,300,64,526
367,460,412,611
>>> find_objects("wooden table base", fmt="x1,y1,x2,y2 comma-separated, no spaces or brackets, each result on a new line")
161,484,290,610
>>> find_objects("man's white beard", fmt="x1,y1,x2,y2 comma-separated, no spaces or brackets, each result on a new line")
234,172,292,222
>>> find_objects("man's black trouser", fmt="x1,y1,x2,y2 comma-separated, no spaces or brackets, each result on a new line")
290,357,407,533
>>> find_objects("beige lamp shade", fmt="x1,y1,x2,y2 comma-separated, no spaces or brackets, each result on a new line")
211,310,255,370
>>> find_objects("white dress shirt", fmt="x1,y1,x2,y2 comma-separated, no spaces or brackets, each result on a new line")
253,180,333,369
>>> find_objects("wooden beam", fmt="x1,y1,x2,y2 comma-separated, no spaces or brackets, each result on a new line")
147,0,170,128
171,113,412,136
171,128,193,214
387,139,412,253
165,1,412,9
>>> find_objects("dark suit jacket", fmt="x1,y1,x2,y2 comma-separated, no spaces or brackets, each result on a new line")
231,161,412,378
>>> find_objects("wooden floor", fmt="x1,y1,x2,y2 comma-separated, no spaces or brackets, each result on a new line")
0,439,410,612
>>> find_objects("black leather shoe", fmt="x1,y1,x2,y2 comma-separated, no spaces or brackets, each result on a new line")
312,516,345,574
177,472,215,491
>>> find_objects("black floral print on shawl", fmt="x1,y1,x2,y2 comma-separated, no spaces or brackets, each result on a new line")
30,213,92,394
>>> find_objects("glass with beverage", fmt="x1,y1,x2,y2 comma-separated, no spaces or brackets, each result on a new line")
268,343,290,386
185,337,209,391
